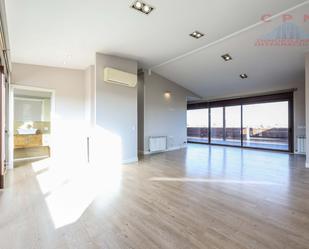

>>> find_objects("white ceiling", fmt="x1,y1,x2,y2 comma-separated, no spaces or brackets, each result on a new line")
154,4,309,99
5,0,309,99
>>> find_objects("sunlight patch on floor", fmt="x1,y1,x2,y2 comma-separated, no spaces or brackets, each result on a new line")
149,177,281,185
32,126,123,229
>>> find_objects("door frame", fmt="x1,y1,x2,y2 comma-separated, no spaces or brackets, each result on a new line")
8,84,55,169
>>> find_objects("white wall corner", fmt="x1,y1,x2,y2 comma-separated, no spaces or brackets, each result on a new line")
6,161,14,170
122,157,138,164
306,162,309,168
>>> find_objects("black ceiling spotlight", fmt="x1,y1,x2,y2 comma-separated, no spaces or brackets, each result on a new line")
131,1,154,15
240,74,248,79
221,53,232,61
190,31,204,39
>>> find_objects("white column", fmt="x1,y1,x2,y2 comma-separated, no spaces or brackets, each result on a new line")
305,53,309,168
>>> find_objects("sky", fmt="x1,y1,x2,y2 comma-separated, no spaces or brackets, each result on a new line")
187,101,288,128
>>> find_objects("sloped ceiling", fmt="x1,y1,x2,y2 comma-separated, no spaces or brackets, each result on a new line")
5,0,309,98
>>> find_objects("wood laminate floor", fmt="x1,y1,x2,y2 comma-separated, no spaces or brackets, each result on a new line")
0,144,309,249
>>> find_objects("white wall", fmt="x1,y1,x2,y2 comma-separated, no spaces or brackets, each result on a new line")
14,98,43,121
11,63,87,166
293,80,306,153
85,65,95,126
95,53,138,163
305,53,309,167
139,72,198,153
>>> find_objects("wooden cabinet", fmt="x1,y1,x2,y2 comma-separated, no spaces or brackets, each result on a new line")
14,134,42,149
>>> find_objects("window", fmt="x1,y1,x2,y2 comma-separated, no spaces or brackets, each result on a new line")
224,105,241,146
187,109,209,143
242,101,289,151
187,93,292,152
210,107,224,144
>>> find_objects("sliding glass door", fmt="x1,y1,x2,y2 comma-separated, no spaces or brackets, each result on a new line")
225,106,242,146
187,108,209,143
210,107,223,144
187,92,293,152
210,106,241,146
242,101,289,151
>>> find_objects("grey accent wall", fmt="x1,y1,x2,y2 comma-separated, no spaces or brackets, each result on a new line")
137,73,144,153
95,53,138,163
139,72,198,153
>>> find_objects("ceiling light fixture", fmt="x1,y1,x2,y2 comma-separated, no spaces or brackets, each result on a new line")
221,53,232,61
164,91,171,98
134,1,142,9
142,5,151,13
190,31,204,39
240,74,248,79
131,1,154,15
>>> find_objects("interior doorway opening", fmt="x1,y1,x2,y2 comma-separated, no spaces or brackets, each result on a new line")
10,85,54,167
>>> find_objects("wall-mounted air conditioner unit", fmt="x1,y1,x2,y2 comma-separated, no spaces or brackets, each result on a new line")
103,67,137,87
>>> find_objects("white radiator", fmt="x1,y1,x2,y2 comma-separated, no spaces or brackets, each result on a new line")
149,136,167,153
297,136,306,154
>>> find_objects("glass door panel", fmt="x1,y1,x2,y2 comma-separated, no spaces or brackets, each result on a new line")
224,106,241,146
210,107,223,144
242,101,289,151
187,109,209,143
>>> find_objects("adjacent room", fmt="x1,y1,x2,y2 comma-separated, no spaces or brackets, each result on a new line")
0,0,308,249
12,87,52,166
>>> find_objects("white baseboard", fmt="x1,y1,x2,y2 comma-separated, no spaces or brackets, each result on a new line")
142,145,187,155
141,151,151,155
122,157,138,164
294,151,306,155
167,145,187,152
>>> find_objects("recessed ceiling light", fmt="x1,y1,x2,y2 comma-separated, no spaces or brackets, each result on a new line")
131,1,154,15
134,1,142,9
240,74,248,79
142,5,151,13
190,31,204,39
221,53,232,61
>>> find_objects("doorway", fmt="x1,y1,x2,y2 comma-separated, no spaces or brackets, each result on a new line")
9,85,54,167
